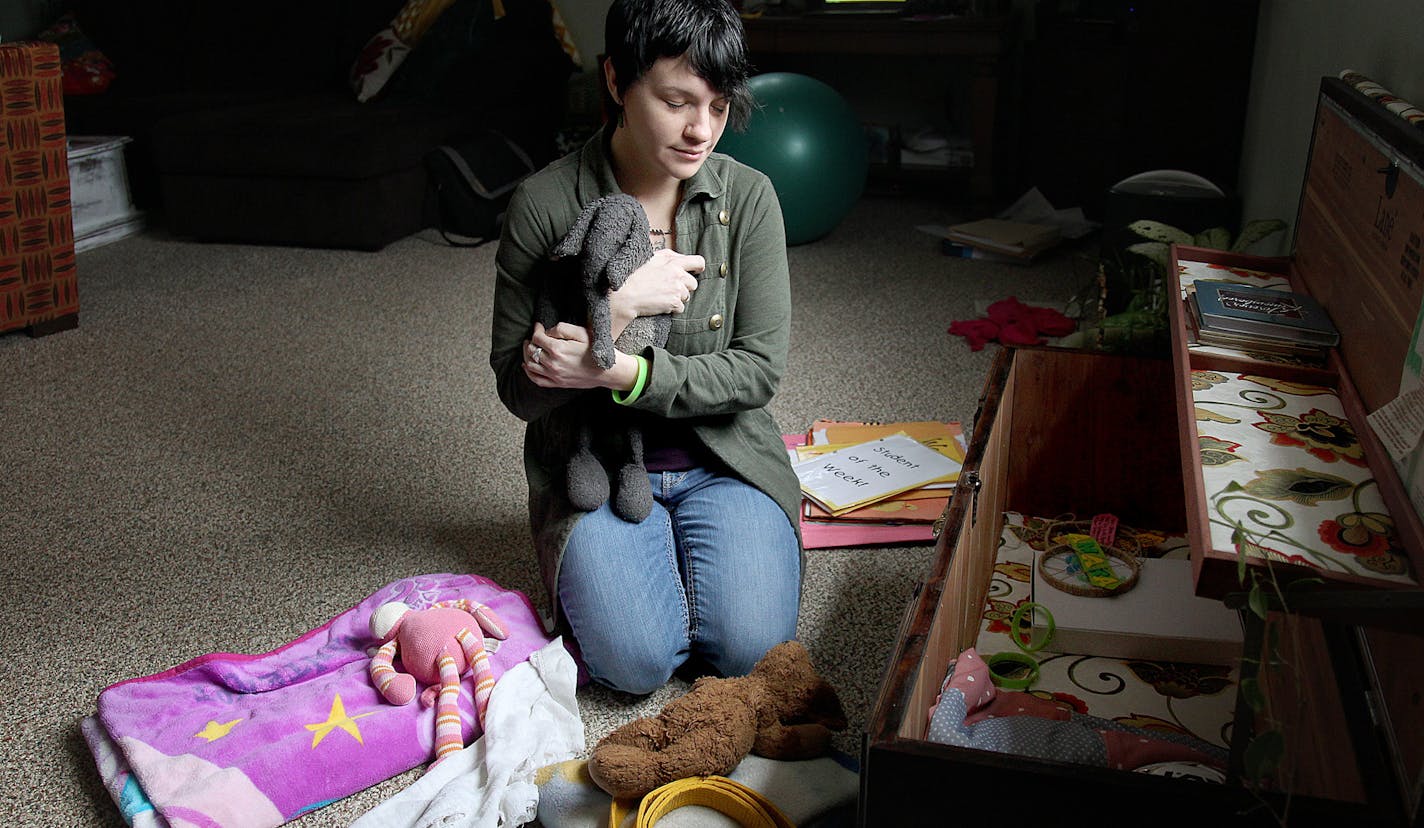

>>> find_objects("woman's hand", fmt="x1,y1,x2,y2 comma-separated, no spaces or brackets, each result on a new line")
608,248,704,332
524,322,640,392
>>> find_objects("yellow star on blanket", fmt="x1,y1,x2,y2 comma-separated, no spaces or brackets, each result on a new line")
194,718,243,742
306,694,375,748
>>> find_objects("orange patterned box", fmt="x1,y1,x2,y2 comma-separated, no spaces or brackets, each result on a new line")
0,41,78,336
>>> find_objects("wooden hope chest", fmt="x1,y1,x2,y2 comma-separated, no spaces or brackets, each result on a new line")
861,76,1424,827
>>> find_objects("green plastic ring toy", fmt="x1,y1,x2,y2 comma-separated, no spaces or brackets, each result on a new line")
986,650,1039,690
1009,601,1055,653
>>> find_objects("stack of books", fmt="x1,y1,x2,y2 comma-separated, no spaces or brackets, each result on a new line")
785,419,965,549
944,218,1061,262
1186,281,1339,360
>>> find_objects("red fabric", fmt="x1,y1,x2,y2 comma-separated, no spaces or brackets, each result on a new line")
946,318,1000,351
37,13,116,95
965,688,1069,726
948,297,1075,350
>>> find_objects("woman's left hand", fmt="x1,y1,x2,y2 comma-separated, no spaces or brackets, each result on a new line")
524,322,637,391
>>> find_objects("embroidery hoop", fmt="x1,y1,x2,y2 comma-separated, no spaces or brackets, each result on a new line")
1035,516,1143,598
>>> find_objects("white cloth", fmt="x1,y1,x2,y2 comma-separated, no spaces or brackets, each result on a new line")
352,637,585,828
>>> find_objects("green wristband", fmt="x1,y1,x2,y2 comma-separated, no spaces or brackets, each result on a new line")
986,602,1055,690
986,650,1039,690
1009,601,1055,653
612,354,648,406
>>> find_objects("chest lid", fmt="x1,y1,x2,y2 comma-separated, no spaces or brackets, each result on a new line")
1291,76,1424,414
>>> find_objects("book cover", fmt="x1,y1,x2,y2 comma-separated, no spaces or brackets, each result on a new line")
1186,291,1329,363
944,218,1060,258
1193,281,1340,345
800,519,936,549
803,493,950,524
793,432,962,516
939,239,1033,265
808,419,965,464
806,419,965,491
783,433,937,548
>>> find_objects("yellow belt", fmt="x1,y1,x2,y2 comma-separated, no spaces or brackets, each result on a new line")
609,776,794,828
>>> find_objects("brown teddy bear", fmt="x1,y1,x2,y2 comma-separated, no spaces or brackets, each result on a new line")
586,640,848,799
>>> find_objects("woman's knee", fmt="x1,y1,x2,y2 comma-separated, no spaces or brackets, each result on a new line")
698,582,799,677
579,626,684,695
709,627,797,678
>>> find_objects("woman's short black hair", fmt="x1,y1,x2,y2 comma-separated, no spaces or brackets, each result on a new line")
603,0,755,131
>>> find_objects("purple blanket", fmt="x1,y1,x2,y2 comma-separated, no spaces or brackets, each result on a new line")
82,573,554,828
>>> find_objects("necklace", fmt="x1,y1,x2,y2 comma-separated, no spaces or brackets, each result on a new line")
649,228,671,236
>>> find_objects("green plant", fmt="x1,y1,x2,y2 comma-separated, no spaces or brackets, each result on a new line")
1124,218,1288,275
1228,525,1324,827
1067,218,1289,356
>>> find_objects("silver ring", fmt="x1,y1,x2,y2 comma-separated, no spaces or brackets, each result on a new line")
531,346,544,365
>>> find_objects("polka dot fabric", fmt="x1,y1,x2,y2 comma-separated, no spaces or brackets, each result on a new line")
926,648,1227,772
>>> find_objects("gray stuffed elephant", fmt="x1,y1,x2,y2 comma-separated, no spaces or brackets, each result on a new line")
537,193,672,522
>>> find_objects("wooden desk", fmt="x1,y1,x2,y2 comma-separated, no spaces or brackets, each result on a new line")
741,13,1012,203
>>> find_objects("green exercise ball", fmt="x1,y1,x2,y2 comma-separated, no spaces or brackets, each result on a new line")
716,72,868,245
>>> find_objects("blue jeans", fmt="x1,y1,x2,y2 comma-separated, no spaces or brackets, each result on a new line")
557,466,801,695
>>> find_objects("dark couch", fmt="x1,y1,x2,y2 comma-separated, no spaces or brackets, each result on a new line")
61,0,575,250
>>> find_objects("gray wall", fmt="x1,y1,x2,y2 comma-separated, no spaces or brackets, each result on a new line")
1239,0,1424,252
561,0,613,71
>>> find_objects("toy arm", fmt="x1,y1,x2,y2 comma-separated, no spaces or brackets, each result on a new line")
602,202,652,292
454,628,497,727
752,721,835,760
551,198,598,259
432,598,509,639
370,640,417,706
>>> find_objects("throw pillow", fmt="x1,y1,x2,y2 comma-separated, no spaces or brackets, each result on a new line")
36,12,117,96
349,0,459,103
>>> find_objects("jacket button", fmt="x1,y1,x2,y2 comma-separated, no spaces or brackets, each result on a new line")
719,262,728,277
718,209,730,225
709,313,724,330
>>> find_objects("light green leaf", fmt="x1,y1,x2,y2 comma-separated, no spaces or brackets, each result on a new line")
1231,219,1288,253
1248,582,1269,619
1244,729,1285,781
1240,677,1266,713
1125,241,1170,275
1194,227,1232,249
1128,219,1194,245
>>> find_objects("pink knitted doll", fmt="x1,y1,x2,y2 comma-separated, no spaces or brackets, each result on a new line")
368,598,508,763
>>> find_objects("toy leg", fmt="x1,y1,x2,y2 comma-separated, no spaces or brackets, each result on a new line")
566,423,610,511
369,640,416,705
584,285,617,369
612,426,653,523
455,627,496,727
434,598,509,640
432,653,465,763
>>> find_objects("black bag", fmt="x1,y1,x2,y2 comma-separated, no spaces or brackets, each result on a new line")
425,129,536,247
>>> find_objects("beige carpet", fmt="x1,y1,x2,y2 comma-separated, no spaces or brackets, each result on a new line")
1,193,1090,826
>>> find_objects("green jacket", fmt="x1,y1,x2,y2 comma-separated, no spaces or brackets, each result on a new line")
489,127,802,619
